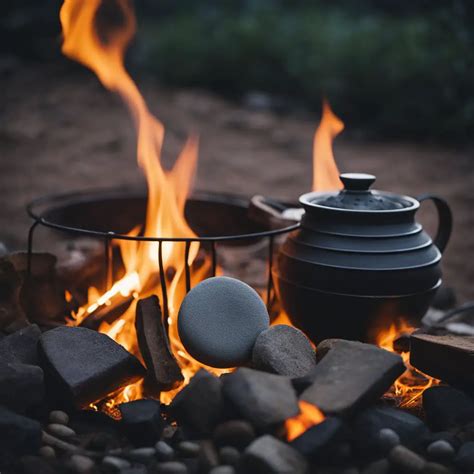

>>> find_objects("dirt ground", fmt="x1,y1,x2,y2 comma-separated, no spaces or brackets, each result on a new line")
1,61,473,302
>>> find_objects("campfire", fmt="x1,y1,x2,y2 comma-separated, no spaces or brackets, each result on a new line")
1,1,473,474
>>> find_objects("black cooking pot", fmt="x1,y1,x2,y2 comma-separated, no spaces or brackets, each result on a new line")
273,173,452,342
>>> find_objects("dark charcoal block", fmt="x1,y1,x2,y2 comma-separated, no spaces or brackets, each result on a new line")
213,420,256,450
410,332,474,391
0,324,41,365
252,325,316,377
222,367,299,430
38,326,145,408
239,435,307,474
170,369,223,435
423,386,474,431
119,399,164,446
0,405,42,462
290,417,344,460
300,339,404,416
135,295,183,393
0,362,44,412
353,406,429,458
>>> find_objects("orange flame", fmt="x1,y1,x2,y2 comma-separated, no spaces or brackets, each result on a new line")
376,320,439,408
312,100,344,192
60,0,225,407
285,400,325,441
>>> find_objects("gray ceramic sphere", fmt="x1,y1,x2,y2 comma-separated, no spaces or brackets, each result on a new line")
178,276,270,368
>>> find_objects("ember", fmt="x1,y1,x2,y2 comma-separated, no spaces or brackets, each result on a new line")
376,320,439,409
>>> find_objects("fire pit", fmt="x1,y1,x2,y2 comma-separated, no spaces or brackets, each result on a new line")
2,1,474,473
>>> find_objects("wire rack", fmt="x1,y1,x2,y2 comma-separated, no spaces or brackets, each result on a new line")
26,190,300,320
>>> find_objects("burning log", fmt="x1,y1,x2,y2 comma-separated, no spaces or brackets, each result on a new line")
299,339,405,416
38,326,145,408
135,295,183,393
410,331,474,391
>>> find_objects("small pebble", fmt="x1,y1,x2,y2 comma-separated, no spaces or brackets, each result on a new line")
178,441,200,458
127,447,156,462
209,466,235,474
219,446,240,466
157,461,188,474
49,410,69,425
102,456,131,470
378,428,400,453
421,462,452,474
156,440,175,461
47,423,76,438
361,459,390,474
389,445,426,472
69,454,95,473
38,446,56,459
426,439,455,462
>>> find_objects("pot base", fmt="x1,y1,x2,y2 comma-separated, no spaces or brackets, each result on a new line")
274,275,440,343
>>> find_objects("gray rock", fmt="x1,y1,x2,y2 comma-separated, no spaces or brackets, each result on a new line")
49,410,69,425
423,385,474,431
47,423,75,438
0,406,42,460
213,420,256,450
38,446,56,459
210,467,235,474
69,454,95,473
378,428,400,453
410,332,474,391
157,461,188,473
178,276,269,368
119,399,163,446
219,446,240,466
300,339,405,416
102,456,131,470
178,441,200,458
0,324,41,364
126,447,156,462
156,440,175,461
38,326,145,408
455,441,474,470
361,459,390,474
135,295,183,393
252,325,316,377
170,369,223,435
239,435,307,474
0,361,44,412
198,440,219,472
426,440,455,462
389,445,426,473
222,368,299,430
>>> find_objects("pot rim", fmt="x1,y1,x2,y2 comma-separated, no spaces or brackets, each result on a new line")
274,272,442,299
299,189,419,214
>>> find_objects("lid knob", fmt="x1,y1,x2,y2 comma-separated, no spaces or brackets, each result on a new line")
340,173,376,192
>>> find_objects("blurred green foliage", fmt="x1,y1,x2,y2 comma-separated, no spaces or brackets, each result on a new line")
137,0,473,143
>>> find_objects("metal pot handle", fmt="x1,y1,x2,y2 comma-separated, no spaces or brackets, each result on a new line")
417,194,453,253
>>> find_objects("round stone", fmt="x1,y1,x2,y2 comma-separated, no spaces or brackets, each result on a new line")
178,277,270,368
49,410,69,425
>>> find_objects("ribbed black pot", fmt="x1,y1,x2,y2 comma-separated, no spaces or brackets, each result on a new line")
274,173,452,342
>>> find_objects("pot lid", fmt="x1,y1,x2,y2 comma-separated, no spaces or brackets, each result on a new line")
313,173,412,211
